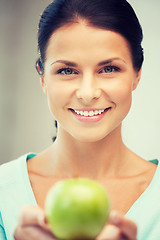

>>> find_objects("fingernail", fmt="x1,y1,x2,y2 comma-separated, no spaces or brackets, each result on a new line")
38,214,46,226
109,211,121,225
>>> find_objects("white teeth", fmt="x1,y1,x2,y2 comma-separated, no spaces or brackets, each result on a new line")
84,111,89,116
95,110,99,115
74,109,105,116
88,111,94,116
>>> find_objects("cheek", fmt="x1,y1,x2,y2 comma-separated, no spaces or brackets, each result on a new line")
103,79,133,119
103,77,133,102
46,82,73,115
114,84,132,104
113,83,133,122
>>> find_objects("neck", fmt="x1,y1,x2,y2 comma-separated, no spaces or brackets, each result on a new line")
50,125,129,180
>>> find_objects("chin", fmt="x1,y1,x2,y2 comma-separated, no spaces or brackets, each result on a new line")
70,129,111,143
59,121,122,143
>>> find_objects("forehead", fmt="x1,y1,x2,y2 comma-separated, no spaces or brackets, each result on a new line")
46,22,132,64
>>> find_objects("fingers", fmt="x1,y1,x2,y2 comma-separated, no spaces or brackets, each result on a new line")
18,206,45,226
14,225,56,240
14,205,55,240
15,206,137,240
97,211,137,240
97,224,121,240
17,206,50,231
109,211,137,240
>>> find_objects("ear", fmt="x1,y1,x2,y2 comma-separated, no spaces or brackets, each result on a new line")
40,76,47,95
36,58,44,76
132,67,142,91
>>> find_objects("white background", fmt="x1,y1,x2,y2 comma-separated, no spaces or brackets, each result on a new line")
0,0,160,163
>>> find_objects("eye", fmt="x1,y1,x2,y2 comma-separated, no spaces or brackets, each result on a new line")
57,67,77,75
104,66,114,73
99,65,120,74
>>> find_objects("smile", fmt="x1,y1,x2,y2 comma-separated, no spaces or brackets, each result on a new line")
69,107,111,122
74,109,105,117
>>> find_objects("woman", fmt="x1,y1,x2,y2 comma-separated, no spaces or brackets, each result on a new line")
0,0,159,239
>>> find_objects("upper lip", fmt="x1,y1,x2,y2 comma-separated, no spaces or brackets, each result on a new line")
69,108,110,111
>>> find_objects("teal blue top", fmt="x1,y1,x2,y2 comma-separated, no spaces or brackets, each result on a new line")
0,153,159,240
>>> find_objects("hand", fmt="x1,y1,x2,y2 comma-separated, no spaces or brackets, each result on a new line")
14,206,137,240
14,206,56,240
97,211,137,240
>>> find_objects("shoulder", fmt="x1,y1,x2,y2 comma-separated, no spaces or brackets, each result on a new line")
145,159,158,175
0,153,37,240
145,158,159,178
0,154,26,187
139,158,158,187
133,153,158,174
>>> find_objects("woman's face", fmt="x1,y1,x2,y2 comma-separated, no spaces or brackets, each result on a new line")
41,22,141,142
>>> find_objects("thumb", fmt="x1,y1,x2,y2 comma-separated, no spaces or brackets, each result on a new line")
18,205,50,230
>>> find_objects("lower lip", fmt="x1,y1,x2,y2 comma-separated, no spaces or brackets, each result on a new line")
70,109,110,123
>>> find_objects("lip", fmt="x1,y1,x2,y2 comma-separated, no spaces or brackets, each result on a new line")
72,108,106,111
69,108,111,123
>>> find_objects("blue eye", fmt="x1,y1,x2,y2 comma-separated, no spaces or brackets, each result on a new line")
100,65,120,74
57,68,75,75
104,66,113,73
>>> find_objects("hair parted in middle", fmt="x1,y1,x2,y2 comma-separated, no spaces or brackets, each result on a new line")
36,0,143,75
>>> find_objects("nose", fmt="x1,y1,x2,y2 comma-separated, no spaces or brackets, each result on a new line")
76,73,101,104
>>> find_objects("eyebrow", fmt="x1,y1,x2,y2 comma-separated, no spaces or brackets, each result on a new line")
51,58,126,67
51,60,77,67
98,58,126,66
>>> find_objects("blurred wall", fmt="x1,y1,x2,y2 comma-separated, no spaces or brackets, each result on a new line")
0,0,55,163
0,0,160,164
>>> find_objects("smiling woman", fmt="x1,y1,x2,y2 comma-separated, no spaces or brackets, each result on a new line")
40,24,140,142
0,1,160,240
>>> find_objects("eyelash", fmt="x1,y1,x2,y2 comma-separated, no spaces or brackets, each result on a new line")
56,67,78,75
56,65,121,75
99,65,121,74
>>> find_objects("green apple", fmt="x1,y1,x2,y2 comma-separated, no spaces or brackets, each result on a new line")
45,178,110,240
